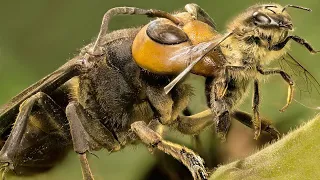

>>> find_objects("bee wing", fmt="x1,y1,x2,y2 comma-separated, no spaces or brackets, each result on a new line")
279,53,320,110
0,57,83,133
164,32,232,94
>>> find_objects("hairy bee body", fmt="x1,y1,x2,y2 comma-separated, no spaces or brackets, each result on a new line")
205,4,291,111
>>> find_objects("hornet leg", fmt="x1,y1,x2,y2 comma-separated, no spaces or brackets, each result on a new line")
0,92,70,178
131,121,208,180
91,7,182,54
66,102,121,180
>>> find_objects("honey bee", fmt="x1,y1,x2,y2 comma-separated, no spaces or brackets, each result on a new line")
163,3,320,140
0,3,318,180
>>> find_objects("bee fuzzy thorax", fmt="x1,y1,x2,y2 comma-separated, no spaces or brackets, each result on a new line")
222,31,290,66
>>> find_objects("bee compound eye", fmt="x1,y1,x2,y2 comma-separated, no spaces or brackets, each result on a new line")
253,12,271,25
146,20,188,45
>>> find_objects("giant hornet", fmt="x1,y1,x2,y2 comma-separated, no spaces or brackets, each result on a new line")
0,3,319,180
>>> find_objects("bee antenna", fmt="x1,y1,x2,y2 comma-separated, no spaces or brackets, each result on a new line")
282,5,312,13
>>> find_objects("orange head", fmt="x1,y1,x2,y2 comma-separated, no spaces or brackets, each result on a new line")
132,12,222,76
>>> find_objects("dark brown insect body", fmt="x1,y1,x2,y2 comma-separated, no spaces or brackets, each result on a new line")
0,5,213,180
0,3,318,180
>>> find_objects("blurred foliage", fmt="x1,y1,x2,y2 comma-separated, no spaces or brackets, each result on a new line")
0,0,320,179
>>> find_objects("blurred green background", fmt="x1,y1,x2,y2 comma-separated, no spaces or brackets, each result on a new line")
0,0,320,179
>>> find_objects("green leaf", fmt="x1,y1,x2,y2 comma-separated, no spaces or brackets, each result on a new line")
210,114,320,180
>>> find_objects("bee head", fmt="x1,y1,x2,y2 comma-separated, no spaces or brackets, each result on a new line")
248,4,295,30
228,4,310,46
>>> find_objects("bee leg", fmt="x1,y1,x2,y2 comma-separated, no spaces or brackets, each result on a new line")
270,35,319,53
176,108,280,139
66,102,121,180
257,67,294,112
214,112,231,142
231,111,280,139
131,121,208,180
252,80,261,139
0,92,69,177
177,109,213,161
176,109,213,135
208,81,232,141
184,3,216,28
91,7,181,55
214,73,229,100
